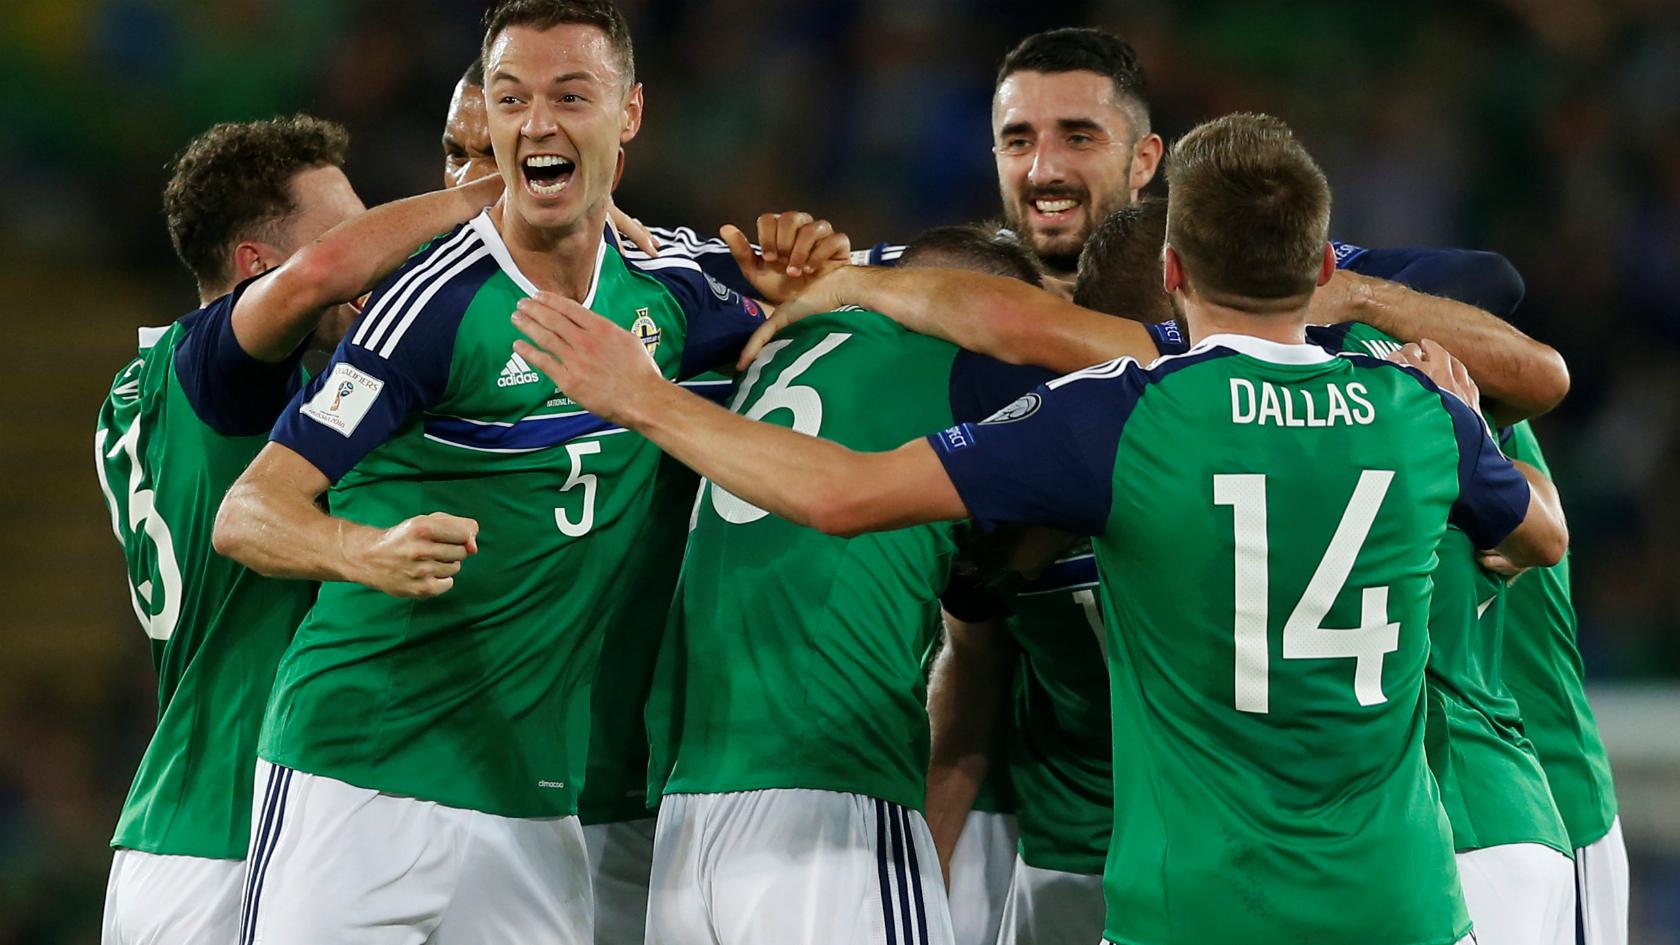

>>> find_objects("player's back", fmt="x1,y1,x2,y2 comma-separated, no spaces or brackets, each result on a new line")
668,309,1045,812
94,302,316,859
1087,336,1480,944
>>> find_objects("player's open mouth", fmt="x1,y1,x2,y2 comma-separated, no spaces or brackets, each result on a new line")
1030,197,1081,223
522,154,575,197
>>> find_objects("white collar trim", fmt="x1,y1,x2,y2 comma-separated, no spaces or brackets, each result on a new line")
1194,332,1335,365
470,209,608,308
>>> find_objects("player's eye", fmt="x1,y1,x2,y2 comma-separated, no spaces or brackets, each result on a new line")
498,95,522,106
1068,133,1095,147
999,138,1032,154
560,93,584,105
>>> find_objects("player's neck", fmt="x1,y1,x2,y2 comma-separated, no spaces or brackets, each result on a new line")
1182,297,1309,347
493,201,609,301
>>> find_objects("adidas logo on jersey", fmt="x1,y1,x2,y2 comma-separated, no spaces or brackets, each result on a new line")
498,352,542,387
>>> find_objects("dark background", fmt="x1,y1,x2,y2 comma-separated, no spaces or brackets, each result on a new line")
2,1,1676,942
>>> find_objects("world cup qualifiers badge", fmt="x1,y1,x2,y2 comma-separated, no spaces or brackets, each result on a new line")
632,308,661,359
331,380,354,411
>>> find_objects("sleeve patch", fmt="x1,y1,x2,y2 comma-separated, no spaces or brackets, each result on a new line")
300,363,386,437
935,424,975,451
982,392,1043,424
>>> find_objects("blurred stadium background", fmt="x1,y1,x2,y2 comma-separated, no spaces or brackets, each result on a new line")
2,0,1677,941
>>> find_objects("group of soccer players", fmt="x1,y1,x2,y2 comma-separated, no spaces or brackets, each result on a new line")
94,2,1629,944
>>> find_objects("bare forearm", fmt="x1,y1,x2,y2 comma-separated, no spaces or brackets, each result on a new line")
627,382,952,536
841,267,1159,373
1492,459,1568,569
1337,273,1569,423
213,482,372,582
925,615,1014,875
235,178,500,361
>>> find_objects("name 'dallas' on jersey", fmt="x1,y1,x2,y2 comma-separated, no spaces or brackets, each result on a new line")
930,333,1532,945
263,210,764,819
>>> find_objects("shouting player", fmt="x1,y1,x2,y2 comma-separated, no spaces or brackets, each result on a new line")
96,116,499,945
514,111,1571,945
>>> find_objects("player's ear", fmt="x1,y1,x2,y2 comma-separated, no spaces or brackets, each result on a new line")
612,148,625,191
620,82,644,144
1163,244,1185,295
1317,242,1335,287
1130,132,1164,196
232,241,271,281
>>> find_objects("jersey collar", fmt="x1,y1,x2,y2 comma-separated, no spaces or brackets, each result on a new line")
1194,332,1335,365
469,209,609,308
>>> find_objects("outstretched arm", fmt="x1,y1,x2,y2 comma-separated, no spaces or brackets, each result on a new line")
1313,268,1568,425
511,294,966,536
230,175,502,362
738,265,1161,373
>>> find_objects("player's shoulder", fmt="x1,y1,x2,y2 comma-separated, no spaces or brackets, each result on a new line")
347,216,501,360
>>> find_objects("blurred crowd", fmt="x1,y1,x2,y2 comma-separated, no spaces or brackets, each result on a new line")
2,0,1676,942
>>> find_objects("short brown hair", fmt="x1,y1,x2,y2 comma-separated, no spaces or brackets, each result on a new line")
163,114,349,292
481,0,635,86
997,28,1150,138
900,224,1043,287
1165,113,1330,310
1074,198,1172,323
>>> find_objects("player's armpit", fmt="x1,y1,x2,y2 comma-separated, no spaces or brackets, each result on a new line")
1492,460,1568,570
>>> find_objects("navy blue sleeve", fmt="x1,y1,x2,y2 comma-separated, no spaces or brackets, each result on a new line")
640,226,758,298
627,255,768,379
929,358,1145,535
268,256,484,483
172,273,306,437
947,350,1057,423
1398,366,1532,549
1334,241,1526,317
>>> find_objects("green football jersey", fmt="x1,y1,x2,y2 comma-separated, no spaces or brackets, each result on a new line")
661,309,1049,811
1320,323,1569,855
1003,547,1111,875
264,212,765,818
933,333,1535,945
94,287,317,859
1501,420,1618,848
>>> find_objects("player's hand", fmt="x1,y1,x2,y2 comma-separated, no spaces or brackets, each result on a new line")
735,265,860,370
356,512,479,599
1389,338,1483,417
605,198,661,257
511,293,666,425
721,211,851,305
1476,549,1530,583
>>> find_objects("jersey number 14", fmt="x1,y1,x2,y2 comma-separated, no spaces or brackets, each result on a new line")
1214,469,1400,715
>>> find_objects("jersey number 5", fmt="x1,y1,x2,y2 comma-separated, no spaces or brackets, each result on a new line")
711,332,852,525
1213,470,1400,714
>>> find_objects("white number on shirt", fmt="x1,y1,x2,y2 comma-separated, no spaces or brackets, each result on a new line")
711,332,852,525
94,418,184,641
554,440,603,537
1213,469,1400,714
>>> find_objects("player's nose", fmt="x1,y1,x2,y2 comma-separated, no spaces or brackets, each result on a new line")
1026,140,1069,186
521,101,559,140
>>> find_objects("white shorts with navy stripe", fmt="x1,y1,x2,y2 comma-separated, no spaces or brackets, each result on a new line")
648,789,954,945
239,759,591,945
946,810,1017,945
1575,817,1629,945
